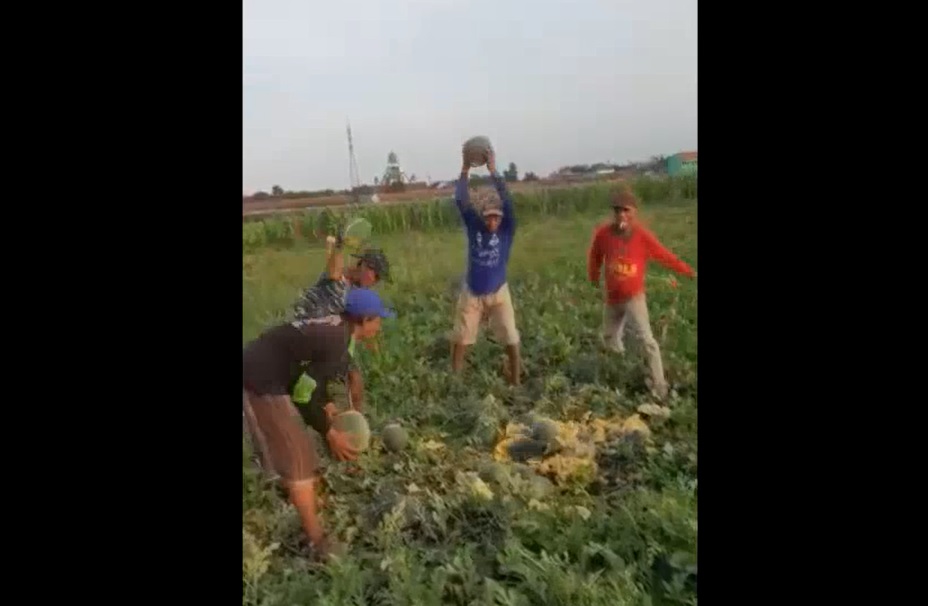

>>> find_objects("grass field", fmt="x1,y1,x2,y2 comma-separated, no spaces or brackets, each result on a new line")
242,189,698,605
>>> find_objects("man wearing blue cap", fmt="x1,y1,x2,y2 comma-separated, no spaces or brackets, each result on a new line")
242,287,394,558
288,234,391,411
292,232,390,326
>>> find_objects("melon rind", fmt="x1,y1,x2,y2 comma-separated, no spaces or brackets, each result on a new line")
381,423,409,452
332,410,371,451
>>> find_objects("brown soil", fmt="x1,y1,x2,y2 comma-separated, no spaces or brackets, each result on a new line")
242,177,626,218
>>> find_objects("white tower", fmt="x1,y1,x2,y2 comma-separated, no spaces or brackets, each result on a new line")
381,151,408,187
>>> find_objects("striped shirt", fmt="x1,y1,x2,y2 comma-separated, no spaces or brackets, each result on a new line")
291,271,351,327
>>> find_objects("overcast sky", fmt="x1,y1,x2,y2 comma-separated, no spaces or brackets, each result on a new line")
243,0,697,194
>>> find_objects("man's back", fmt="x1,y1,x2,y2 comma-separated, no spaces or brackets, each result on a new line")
292,271,350,323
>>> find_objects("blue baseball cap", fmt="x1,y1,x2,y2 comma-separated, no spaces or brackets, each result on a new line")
344,287,395,319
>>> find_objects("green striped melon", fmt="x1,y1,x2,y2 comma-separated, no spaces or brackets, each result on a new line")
332,410,371,452
381,423,409,452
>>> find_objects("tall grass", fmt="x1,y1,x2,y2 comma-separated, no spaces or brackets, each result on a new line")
243,175,697,253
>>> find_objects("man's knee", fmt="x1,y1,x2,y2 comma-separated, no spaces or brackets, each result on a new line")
501,331,520,346
275,445,320,483
453,312,481,345
493,313,519,345
452,327,478,346
641,334,661,353
488,302,518,344
284,475,318,494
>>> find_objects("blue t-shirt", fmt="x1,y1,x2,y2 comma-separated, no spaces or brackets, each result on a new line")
453,174,516,296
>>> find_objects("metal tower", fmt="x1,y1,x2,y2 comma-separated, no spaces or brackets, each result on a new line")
346,120,362,202
381,151,408,187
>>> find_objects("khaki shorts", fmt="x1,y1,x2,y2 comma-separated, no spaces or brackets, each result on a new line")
243,391,320,482
452,282,520,346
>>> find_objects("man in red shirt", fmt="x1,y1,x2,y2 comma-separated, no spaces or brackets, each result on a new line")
587,188,696,399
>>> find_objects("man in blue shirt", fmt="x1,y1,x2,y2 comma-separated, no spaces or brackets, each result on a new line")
451,148,521,385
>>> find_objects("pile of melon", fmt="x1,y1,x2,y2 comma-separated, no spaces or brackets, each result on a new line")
315,401,669,504
491,405,669,485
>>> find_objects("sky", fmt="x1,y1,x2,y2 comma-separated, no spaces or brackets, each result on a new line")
243,0,697,194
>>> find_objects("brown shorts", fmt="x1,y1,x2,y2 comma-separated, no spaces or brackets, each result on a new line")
242,391,319,482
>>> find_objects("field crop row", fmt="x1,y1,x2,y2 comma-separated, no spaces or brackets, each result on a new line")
242,204,698,604
242,175,696,253
242,175,658,217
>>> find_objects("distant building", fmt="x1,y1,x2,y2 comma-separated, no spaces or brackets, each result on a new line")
667,151,697,176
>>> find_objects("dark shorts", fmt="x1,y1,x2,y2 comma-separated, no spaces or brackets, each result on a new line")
243,391,319,482
296,399,330,437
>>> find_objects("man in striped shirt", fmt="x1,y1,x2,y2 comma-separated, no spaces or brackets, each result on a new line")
291,235,390,327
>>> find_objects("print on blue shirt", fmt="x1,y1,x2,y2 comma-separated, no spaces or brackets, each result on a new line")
453,174,516,296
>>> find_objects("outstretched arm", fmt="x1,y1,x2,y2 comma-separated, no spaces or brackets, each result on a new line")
643,230,696,277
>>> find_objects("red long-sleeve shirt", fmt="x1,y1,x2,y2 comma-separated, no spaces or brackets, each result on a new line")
587,222,695,304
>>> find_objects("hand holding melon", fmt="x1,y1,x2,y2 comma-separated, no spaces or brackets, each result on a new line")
325,427,359,462
462,136,493,169
324,404,370,461
324,408,372,462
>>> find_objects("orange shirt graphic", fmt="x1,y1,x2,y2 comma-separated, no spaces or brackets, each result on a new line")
608,258,638,280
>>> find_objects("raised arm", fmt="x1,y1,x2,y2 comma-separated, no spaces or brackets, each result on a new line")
642,230,696,277
587,226,606,285
454,161,481,230
488,152,515,234
324,235,345,282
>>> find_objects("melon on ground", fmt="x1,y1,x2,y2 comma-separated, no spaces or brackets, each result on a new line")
506,438,548,462
381,423,409,452
478,461,511,485
530,418,559,444
331,410,371,451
